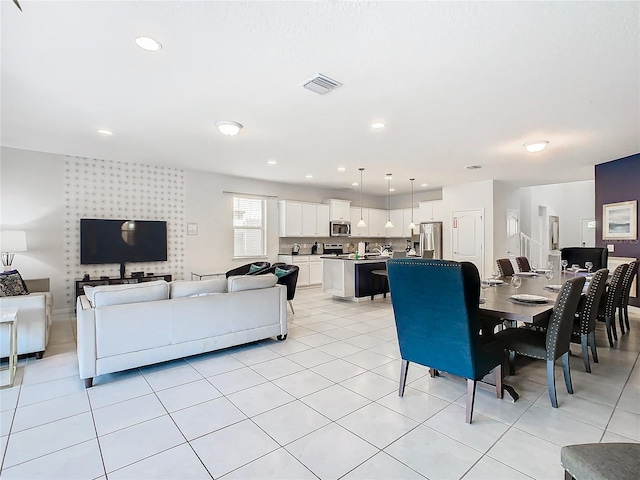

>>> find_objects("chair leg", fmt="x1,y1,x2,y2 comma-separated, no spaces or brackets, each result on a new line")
624,305,630,331
288,300,295,314
494,364,503,399
547,359,558,408
466,379,477,424
580,334,591,373
429,368,439,378
398,360,409,397
589,331,599,363
618,306,626,335
611,314,618,341
562,352,573,394
605,316,614,347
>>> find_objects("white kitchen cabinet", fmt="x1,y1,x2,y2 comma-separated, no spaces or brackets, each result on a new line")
326,199,351,221
368,209,387,237
418,200,443,221
278,254,323,286
279,201,330,237
309,257,323,284
350,207,369,237
302,203,317,236
316,204,330,236
279,201,303,237
387,209,405,237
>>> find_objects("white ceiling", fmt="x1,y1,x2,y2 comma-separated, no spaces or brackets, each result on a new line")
1,1,639,195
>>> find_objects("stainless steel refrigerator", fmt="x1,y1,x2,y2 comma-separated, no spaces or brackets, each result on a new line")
411,222,443,259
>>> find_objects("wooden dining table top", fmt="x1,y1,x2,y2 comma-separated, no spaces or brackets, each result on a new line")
479,271,589,324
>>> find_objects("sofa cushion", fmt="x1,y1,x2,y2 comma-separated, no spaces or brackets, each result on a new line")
84,280,169,307
170,278,227,298
249,263,264,273
274,267,289,278
0,270,29,296
228,274,277,293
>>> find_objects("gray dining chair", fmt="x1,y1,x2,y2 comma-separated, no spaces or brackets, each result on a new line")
597,263,629,347
493,276,586,408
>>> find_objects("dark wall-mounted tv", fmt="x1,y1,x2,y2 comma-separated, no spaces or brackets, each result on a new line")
80,219,167,275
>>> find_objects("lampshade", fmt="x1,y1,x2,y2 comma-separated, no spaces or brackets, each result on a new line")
0,230,27,252
216,120,243,136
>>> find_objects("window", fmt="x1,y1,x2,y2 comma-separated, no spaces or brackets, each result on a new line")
233,197,267,257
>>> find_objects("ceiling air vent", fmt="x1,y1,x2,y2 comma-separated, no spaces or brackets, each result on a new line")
466,164,482,170
302,74,343,95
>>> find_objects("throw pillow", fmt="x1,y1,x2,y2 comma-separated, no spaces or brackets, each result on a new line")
248,264,263,274
0,270,29,297
274,267,289,278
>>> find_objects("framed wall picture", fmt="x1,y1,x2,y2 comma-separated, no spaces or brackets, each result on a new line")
549,215,560,250
603,200,637,240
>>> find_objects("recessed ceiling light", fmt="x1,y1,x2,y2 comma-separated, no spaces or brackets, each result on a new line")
352,182,359,186
135,36,162,51
215,120,243,136
267,160,277,165
97,129,113,136
372,122,385,129
523,140,549,153
466,164,482,170
337,166,346,172
421,183,429,187
389,188,396,192
305,174,313,179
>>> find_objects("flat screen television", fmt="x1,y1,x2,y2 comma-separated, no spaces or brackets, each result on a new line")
80,219,167,277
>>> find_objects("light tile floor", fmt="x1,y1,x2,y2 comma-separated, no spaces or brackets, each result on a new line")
1,287,639,479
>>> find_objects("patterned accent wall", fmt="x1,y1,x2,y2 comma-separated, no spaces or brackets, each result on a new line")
64,157,185,307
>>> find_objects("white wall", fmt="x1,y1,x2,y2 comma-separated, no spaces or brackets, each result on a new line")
442,179,495,277
519,180,595,262
0,148,65,307
493,180,521,260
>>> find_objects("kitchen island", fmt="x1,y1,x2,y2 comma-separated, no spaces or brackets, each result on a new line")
321,255,390,301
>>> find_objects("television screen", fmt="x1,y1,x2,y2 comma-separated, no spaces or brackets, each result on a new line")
80,219,167,265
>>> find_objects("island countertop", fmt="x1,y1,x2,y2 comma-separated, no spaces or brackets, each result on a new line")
320,255,390,263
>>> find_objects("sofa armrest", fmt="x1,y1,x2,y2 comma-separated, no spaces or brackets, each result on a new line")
0,293,49,356
76,295,97,381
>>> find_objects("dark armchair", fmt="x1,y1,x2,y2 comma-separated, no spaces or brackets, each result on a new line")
386,259,504,424
561,247,608,271
259,264,299,314
225,262,271,278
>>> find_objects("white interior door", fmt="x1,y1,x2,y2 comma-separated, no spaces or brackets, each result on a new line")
506,209,520,258
580,218,596,247
452,209,484,277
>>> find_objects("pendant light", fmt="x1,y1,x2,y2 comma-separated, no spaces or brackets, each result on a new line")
357,168,367,227
408,178,416,231
385,174,394,229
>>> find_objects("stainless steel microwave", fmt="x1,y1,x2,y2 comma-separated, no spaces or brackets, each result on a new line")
330,221,351,237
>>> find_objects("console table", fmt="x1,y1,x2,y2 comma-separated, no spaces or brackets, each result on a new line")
75,274,172,302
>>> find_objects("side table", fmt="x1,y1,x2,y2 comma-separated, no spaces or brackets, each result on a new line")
1,309,19,388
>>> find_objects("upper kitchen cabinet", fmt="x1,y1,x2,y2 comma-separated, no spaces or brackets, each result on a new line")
325,199,351,221
350,207,369,237
387,209,406,237
279,200,329,237
418,200,443,221
368,208,387,237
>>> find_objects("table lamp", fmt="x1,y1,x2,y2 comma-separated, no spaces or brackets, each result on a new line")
0,230,27,271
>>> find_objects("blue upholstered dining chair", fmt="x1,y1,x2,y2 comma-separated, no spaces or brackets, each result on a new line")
386,259,504,424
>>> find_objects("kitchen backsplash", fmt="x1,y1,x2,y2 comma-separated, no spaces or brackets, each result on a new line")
279,237,412,255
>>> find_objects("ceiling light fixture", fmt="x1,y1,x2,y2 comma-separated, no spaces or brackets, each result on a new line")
337,166,346,172
305,174,313,179
385,174,394,229
216,120,243,136
357,168,367,228
421,183,429,187
352,182,359,187
389,188,395,192
523,140,549,153
97,129,113,136
372,122,385,129
408,178,416,231
135,36,162,51
267,160,277,165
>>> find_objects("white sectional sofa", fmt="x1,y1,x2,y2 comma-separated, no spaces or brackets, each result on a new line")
76,275,287,387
